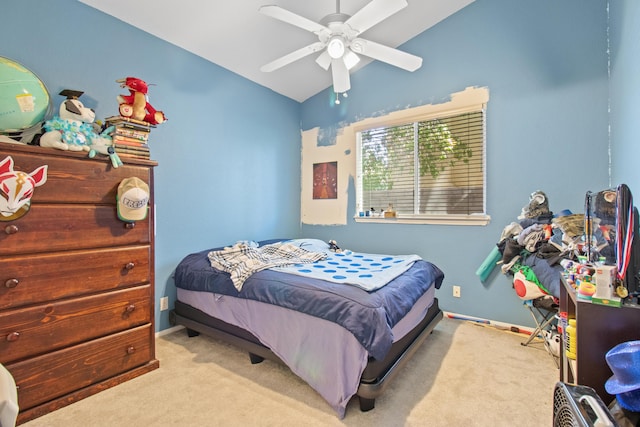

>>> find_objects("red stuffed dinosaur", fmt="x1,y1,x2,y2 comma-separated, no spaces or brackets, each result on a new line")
116,77,167,125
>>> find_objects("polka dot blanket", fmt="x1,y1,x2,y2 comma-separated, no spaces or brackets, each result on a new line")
272,239,422,291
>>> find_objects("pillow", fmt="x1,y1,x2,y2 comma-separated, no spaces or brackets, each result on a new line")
282,238,330,253
233,240,258,248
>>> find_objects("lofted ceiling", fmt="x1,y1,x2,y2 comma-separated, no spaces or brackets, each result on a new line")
79,0,474,102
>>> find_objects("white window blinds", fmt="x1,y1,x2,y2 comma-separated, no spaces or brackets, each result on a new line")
357,108,485,217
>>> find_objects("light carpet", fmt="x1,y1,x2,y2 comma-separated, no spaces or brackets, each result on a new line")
22,317,558,426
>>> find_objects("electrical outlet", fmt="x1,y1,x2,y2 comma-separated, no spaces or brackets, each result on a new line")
160,296,169,311
452,286,461,298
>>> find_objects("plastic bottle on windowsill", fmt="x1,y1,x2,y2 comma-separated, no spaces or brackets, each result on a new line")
384,203,396,218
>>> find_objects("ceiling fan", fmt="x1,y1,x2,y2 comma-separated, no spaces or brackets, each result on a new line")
259,0,423,95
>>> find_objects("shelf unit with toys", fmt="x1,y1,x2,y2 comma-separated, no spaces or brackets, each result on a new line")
559,273,640,403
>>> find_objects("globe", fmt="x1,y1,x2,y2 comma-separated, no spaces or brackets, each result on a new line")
0,56,50,138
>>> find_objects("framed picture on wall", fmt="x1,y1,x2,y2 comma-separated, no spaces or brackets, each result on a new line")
313,161,337,199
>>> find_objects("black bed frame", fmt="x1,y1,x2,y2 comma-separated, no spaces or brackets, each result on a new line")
169,298,442,412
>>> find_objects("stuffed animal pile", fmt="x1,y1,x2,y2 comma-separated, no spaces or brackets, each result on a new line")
36,78,167,167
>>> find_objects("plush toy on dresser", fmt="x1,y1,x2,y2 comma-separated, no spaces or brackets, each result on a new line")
39,90,122,167
116,77,167,125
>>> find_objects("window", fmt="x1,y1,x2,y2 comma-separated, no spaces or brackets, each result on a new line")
355,88,489,225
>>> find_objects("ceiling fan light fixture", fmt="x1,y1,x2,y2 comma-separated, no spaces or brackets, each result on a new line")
315,51,331,70
350,40,364,54
327,37,345,59
343,50,360,70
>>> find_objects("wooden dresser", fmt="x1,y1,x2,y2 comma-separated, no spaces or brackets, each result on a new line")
0,143,159,424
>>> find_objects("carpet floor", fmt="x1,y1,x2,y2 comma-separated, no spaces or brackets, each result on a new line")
22,317,558,426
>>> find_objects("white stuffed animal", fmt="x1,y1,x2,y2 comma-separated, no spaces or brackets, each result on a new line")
40,90,122,167
41,90,95,151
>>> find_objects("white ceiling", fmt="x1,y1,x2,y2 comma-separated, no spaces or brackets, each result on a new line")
79,0,474,102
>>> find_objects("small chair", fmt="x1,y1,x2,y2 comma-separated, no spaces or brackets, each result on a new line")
521,295,560,367
0,363,18,427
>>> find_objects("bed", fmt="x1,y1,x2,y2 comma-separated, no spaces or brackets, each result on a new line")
170,239,444,418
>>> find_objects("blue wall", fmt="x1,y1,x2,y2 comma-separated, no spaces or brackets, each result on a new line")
610,1,640,192
3,0,632,331
300,0,611,327
1,0,302,331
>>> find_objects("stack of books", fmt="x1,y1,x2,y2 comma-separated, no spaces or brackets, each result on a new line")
104,116,153,160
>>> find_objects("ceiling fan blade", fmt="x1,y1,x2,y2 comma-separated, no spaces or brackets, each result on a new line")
259,5,329,35
331,58,351,93
350,38,422,71
315,50,331,70
344,0,408,35
261,41,326,72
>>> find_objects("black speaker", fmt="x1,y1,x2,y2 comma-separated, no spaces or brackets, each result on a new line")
553,382,617,427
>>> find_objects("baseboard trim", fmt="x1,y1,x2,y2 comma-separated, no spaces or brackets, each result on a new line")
443,311,535,335
156,325,184,338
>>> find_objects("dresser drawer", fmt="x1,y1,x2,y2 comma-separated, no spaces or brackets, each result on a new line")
0,285,151,364
3,146,154,204
6,325,153,411
0,245,151,310
0,204,150,256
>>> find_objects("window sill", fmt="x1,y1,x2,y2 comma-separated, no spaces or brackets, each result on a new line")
354,214,491,226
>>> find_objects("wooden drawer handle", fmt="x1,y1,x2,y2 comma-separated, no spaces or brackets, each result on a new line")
125,262,135,270
4,225,18,235
124,304,136,314
5,278,19,288
125,222,136,229
126,346,136,355
6,332,20,342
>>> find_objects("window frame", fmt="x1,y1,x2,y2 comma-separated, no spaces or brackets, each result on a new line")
354,87,491,226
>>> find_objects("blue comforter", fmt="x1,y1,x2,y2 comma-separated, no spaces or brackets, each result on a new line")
174,240,444,360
